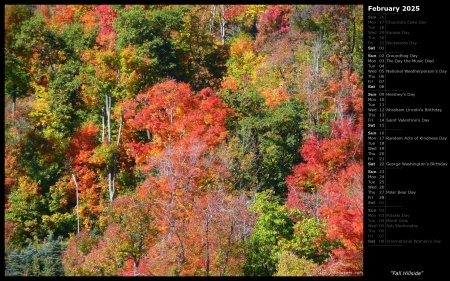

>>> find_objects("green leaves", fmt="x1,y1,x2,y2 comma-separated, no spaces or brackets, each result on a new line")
257,99,305,193
274,251,317,276
113,5,185,84
4,52,30,101
60,22,96,59
5,5,34,51
288,218,342,264
5,177,47,247
244,190,294,276
42,213,77,240
114,6,151,51
243,189,341,276
47,59,84,136
223,90,305,194
92,143,118,167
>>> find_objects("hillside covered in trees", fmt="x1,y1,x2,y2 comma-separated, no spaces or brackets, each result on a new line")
4,5,363,276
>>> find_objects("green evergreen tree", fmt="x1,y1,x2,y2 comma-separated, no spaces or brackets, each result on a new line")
5,233,66,276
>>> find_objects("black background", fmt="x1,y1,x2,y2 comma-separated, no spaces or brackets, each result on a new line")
363,1,448,280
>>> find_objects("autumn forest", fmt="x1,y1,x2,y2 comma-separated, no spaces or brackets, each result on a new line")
4,5,363,276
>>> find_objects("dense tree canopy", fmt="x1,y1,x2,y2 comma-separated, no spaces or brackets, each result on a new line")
5,4,363,276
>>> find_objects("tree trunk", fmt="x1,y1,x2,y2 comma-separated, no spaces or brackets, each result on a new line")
314,36,321,127
106,93,113,202
253,129,263,192
111,111,124,202
134,257,140,276
108,168,113,202
209,6,217,34
106,94,112,144
205,217,210,276
101,108,105,143
71,174,80,234
12,95,16,117
116,111,123,147
176,235,185,275
219,5,226,45
310,33,323,130
220,220,235,276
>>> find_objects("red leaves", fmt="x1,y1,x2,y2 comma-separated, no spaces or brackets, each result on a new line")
62,229,99,275
78,5,117,50
258,5,293,34
129,80,193,146
125,81,231,208
94,5,118,49
67,122,105,231
256,5,294,46
119,80,239,275
124,80,230,164
49,6,75,29
286,117,363,272
319,163,363,273
288,119,362,179
68,121,99,167
224,5,247,21
138,188,253,276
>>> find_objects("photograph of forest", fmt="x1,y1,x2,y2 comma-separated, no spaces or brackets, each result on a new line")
4,5,363,276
